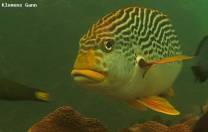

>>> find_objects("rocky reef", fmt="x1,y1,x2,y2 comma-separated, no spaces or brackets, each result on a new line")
28,106,206,132
122,117,197,132
28,106,107,132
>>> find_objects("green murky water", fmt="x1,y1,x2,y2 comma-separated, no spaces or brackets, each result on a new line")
0,0,207,131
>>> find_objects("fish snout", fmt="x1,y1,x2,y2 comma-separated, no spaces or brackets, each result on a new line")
71,50,106,84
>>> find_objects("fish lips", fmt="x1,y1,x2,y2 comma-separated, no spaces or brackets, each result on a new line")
71,69,106,84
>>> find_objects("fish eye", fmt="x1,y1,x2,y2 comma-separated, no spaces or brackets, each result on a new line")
103,40,114,52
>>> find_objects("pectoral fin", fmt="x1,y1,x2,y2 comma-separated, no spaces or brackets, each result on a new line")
136,96,180,115
149,55,193,65
138,55,193,78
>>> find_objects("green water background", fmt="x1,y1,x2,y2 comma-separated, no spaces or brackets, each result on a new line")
0,0,207,131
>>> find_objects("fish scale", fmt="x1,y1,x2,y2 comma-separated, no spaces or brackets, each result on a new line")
81,7,181,62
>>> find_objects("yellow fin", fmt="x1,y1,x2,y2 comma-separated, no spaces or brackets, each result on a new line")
35,91,49,102
136,96,180,115
150,55,193,65
128,100,147,111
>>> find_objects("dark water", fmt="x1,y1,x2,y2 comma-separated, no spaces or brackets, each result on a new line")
0,0,207,131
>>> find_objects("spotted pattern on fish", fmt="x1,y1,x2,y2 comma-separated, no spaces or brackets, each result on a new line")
80,6,181,63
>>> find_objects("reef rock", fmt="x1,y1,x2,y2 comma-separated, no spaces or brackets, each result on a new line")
28,106,107,132
28,105,203,132
193,112,208,132
123,116,198,132
123,121,169,132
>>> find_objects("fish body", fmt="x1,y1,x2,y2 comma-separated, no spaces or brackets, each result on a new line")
71,6,192,115
192,36,208,82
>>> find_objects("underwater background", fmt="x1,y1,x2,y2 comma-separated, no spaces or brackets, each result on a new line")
0,0,207,131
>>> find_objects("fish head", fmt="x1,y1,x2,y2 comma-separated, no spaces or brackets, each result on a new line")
71,13,136,91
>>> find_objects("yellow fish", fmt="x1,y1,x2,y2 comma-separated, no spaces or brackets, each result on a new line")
71,6,193,115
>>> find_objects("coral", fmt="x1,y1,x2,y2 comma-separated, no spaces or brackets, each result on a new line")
168,123,192,132
28,106,107,132
123,116,198,132
152,115,172,126
122,121,168,132
29,105,205,132
182,116,199,130
193,112,208,132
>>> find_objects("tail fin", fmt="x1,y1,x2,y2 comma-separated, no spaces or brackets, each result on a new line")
191,36,208,83
194,36,208,56
34,90,49,102
191,66,208,82
0,79,49,102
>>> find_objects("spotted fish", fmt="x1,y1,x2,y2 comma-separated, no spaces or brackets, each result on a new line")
71,6,192,115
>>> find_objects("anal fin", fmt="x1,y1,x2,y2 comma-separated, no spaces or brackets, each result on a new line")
136,96,180,115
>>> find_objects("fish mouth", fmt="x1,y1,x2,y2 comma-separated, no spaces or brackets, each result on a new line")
71,69,106,84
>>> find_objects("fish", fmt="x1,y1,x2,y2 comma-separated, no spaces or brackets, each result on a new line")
0,79,49,102
191,36,208,82
71,6,193,115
